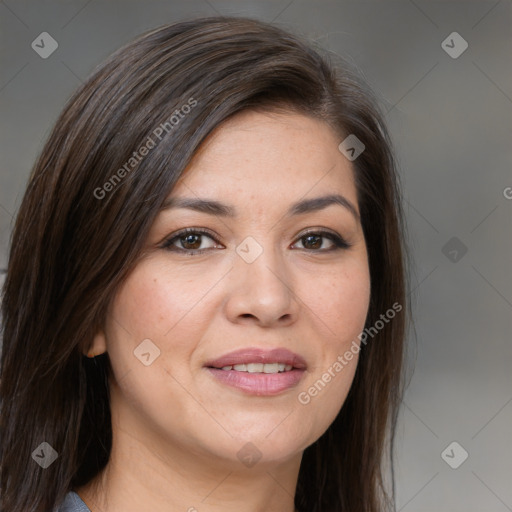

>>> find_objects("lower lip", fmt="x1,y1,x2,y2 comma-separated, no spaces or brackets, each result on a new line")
205,367,306,396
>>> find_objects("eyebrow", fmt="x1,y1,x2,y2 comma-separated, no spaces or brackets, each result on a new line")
161,194,360,221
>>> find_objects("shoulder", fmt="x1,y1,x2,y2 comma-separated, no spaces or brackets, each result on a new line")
52,491,91,512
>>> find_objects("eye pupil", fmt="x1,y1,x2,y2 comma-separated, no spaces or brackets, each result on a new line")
182,234,201,249
303,234,322,250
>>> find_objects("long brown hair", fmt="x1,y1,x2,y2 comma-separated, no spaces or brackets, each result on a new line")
0,16,408,512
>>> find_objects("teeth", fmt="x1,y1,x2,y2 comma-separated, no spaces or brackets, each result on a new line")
263,363,279,373
247,363,264,373
220,363,294,373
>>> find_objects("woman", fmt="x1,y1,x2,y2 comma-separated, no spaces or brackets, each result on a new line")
0,16,408,512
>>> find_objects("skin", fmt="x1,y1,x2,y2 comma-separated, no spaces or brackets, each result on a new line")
77,110,371,512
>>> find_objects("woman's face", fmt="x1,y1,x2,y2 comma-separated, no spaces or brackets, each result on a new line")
93,110,371,469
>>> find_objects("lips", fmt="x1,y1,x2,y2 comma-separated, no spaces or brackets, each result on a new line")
204,348,307,396
204,347,307,370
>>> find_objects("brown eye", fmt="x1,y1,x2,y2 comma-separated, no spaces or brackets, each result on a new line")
293,230,351,252
301,234,324,250
161,228,350,256
161,228,221,254
179,233,203,250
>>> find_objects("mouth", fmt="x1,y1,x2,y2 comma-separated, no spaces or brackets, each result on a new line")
211,362,295,373
204,347,307,396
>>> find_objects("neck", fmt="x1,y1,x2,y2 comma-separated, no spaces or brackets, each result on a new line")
76,421,301,512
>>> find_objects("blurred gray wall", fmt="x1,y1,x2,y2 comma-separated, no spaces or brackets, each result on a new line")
1,1,511,510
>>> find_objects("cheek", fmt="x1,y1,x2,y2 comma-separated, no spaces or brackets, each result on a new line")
302,261,371,348
293,261,370,437
104,259,228,396
109,261,217,342
103,264,216,440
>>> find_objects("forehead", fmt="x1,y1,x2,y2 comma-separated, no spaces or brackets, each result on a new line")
171,110,358,211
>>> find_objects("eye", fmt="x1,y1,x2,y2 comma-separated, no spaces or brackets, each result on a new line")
292,229,351,252
161,228,351,256
161,228,222,255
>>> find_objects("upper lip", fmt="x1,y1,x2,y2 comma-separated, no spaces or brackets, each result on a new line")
204,348,307,369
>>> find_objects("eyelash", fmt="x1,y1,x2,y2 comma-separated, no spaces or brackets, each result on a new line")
160,227,351,255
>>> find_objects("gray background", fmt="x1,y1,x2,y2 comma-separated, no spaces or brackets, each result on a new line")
1,1,511,510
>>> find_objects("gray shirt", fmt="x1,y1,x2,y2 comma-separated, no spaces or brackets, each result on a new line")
54,491,91,512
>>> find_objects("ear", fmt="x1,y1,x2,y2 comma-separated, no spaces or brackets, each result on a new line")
84,329,108,358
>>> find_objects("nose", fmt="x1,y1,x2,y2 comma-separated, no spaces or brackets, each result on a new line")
223,242,299,327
